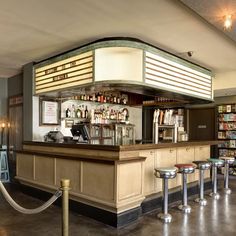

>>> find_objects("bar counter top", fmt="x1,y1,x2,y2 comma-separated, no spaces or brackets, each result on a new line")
23,140,221,152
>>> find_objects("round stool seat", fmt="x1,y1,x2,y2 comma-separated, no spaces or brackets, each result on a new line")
193,161,211,170
207,158,224,167
155,167,177,179
220,157,235,165
175,164,195,174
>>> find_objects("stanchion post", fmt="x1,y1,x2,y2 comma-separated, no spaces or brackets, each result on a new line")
61,179,70,236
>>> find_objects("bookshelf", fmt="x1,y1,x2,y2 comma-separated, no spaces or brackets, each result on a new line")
217,104,236,157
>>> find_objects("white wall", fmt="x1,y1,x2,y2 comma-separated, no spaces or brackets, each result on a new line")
214,70,236,90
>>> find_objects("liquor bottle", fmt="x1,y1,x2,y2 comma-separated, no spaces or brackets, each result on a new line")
92,94,96,102
100,93,104,103
106,106,110,120
123,108,129,122
97,93,101,102
110,109,114,120
71,104,76,118
85,106,88,119
117,110,122,122
117,96,121,104
81,105,85,118
113,94,117,104
122,97,127,105
106,95,110,103
110,94,113,103
76,106,82,118
66,108,71,118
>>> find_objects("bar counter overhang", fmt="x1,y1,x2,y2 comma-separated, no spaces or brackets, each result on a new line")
16,140,220,227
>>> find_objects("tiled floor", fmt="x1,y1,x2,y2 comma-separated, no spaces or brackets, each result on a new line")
0,177,236,236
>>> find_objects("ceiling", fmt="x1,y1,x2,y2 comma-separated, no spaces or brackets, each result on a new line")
1,0,236,81
180,0,236,42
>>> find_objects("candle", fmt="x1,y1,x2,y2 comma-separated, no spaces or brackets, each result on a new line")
1,123,6,128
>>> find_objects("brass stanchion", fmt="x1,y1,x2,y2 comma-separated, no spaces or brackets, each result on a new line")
61,179,70,236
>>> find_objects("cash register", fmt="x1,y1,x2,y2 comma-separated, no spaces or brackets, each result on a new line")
70,124,90,143
44,131,64,143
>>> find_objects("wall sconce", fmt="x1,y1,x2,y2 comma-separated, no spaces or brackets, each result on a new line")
0,121,8,147
223,14,233,30
1,123,5,147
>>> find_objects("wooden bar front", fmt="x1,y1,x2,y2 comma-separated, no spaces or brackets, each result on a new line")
16,141,219,216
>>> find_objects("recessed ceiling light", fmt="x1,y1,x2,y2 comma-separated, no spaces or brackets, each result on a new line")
223,14,233,31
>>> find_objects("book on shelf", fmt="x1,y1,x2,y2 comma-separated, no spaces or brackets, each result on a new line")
226,105,231,113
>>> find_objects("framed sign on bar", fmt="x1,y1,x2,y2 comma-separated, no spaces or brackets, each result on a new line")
40,99,60,125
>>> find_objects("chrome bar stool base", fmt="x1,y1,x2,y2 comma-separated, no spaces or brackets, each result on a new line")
209,192,220,200
220,157,235,195
208,158,224,200
193,160,211,206
178,204,191,213
194,198,207,206
224,188,232,194
154,167,177,223
175,164,195,214
157,213,172,223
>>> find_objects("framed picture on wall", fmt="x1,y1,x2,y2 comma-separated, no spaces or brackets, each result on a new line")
40,99,60,125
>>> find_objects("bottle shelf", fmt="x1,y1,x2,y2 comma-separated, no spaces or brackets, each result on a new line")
61,117,88,120
61,95,128,106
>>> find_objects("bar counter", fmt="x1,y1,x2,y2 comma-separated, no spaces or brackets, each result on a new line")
16,140,220,227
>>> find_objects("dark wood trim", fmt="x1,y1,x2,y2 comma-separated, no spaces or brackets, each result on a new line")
16,150,117,163
119,140,223,151
16,149,146,163
22,140,223,152
23,141,121,151
115,156,146,164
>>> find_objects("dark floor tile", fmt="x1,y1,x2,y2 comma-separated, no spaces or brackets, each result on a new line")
1,176,236,235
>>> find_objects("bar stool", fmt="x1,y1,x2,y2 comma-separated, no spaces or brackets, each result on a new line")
193,161,211,206
220,157,235,194
154,167,177,223
208,158,224,199
175,164,195,213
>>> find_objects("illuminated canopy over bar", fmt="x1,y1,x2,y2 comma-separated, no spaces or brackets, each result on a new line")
34,38,213,103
